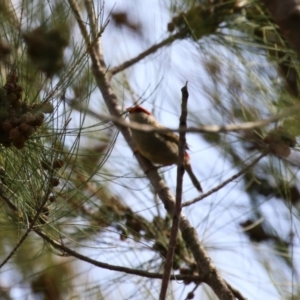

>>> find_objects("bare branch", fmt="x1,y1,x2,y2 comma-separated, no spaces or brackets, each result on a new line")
160,83,188,299
110,32,183,76
84,0,98,41
182,151,269,207
0,189,50,269
69,99,300,134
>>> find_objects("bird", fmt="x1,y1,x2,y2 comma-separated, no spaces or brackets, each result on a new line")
127,105,202,192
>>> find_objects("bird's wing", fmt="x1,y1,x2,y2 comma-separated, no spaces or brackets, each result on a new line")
154,125,189,150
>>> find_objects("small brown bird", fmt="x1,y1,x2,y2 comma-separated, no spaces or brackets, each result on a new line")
127,105,202,192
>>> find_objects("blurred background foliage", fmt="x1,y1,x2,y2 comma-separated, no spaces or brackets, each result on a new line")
0,0,299,299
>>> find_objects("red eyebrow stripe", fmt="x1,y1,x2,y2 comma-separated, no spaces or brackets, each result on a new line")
126,106,151,115
184,152,190,159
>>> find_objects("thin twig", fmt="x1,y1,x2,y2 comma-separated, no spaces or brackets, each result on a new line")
160,83,189,299
36,228,190,280
69,0,91,48
84,0,98,41
184,283,200,300
0,190,50,269
182,151,269,207
110,32,184,75
68,99,300,134
225,280,248,300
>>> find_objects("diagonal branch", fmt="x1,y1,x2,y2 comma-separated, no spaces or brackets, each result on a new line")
159,83,188,299
183,151,269,207
0,189,50,269
110,32,183,76
69,99,300,134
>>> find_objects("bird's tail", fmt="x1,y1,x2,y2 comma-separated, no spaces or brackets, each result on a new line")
184,163,203,193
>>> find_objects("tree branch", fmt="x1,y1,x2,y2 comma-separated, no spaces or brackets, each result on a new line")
110,32,183,76
182,151,269,207
160,83,188,299
68,99,300,134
